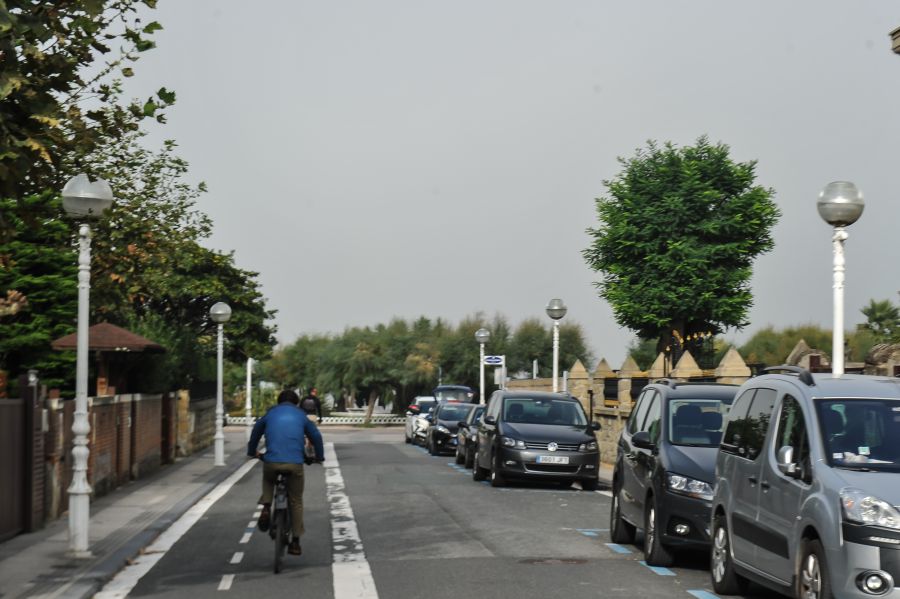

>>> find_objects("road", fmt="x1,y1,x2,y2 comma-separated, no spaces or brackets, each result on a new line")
105,428,773,599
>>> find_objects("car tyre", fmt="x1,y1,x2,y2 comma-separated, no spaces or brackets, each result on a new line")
472,454,488,481
797,538,832,599
609,480,636,544
581,478,598,491
490,455,506,487
464,444,475,469
643,495,674,567
428,436,440,456
710,514,749,595
455,444,465,464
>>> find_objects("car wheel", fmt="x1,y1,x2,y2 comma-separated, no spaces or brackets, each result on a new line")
609,480,636,544
581,478,598,491
455,444,465,464
643,496,674,567
428,437,439,456
464,444,475,469
798,538,832,599
490,455,506,487
710,513,749,595
404,430,411,444
472,453,488,481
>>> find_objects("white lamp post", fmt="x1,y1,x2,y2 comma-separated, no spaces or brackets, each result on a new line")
62,173,114,557
817,181,864,378
210,302,232,465
545,298,567,392
474,328,491,405
245,357,254,440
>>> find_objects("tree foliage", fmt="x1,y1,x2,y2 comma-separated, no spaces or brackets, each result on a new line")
259,314,594,412
583,137,780,348
859,299,900,344
737,324,876,368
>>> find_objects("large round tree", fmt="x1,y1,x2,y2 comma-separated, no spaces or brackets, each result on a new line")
583,137,780,354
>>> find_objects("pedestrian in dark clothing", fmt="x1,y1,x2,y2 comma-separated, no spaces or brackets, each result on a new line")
300,387,322,422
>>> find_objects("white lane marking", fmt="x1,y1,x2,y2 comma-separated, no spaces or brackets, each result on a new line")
230,552,244,564
325,442,379,599
95,459,258,599
253,511,261,518
239,532,252,544
247,520,257,528
218,574,234,590
596,489,612,497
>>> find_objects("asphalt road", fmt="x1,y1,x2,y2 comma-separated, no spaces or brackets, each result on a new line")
120,428,775,599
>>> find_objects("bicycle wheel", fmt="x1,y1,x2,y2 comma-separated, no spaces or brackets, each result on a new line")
273,508,287,574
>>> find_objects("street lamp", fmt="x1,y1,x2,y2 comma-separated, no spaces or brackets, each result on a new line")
245,357,254,441
545,298,567,392
209,302,232,465
474,328,491,405
62,173,114,557
817,181,864,378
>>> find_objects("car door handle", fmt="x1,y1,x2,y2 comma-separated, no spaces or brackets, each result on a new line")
760,480,771,491
748,476,758,486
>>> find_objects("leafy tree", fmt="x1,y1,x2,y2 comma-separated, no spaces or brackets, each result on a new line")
627,337,658,371
738,324,875,368
0,193,76,389
859,299,900,344
583,137,780,351
0,0,173,233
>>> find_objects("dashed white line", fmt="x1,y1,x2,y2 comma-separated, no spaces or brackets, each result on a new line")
239,532,252,544
325,442,379,599
230,552,244,564
247,520,257,528
253,511,261,518
218,574,234,591
94,459,259,599
596,489,613,497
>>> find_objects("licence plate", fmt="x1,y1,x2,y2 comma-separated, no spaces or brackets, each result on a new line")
537,455,569,464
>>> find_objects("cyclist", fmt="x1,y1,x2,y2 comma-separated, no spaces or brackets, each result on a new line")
248,389,324,556
300,387,322,422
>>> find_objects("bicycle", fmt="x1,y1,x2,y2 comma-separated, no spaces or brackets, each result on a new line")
270,471,292,574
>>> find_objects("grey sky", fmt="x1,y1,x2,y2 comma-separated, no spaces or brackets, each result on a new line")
124,1,900,367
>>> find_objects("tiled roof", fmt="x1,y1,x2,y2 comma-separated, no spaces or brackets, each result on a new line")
51,322,166,353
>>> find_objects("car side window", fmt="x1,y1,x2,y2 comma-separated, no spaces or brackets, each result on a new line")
487,395,501,421
721,389,755,454
742,388,777,460
643,392,662,443
628,390,652,434
774,394,812,483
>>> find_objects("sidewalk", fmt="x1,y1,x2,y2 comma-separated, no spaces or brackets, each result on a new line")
0,427,251,599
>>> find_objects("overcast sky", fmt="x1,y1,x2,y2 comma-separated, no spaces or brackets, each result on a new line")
124,1,900,367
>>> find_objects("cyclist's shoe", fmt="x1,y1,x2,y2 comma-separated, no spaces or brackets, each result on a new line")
257,506,270,532
288,539,302,555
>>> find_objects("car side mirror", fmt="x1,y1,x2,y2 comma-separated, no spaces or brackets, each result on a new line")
777,445,801,478
483,415,496,425
458,421,467,428
632,431,655,450
590,421,601,431
424,414,433,422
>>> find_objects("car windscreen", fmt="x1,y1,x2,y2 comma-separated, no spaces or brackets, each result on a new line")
416,400,435,414
438,403,474,422
816,398,900,472
668,398,733,447
502,398,587,426
435,389,473,402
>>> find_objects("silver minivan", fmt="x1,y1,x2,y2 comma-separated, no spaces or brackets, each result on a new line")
711,367,900,599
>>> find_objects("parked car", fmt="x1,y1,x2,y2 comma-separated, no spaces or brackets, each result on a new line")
609,379,738,566
426,402,476,456
711,366,900,599
433,384,476,403
405,396,435,444
456,405,485,468
472,390,601,489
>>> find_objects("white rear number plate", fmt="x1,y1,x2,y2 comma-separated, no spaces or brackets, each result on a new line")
537,455,569,464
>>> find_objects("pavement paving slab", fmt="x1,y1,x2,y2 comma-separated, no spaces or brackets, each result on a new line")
0,428,250,599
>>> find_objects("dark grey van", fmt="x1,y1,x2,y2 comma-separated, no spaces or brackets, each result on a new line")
712,367,900,599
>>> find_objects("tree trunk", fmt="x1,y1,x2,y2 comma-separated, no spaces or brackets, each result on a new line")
363,389,378,425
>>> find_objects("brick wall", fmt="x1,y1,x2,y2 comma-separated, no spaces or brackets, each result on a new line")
131,394,163,478
89,396,119,497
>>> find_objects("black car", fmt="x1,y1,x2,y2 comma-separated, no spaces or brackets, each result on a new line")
609,380,737,567
433,384,476,403
425,402,476,456
472,391,601,489
455,405,484,468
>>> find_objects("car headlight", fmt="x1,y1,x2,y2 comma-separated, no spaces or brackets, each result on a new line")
435,425,450,434
841,488,900,529
501,436,526,449
666,472,714,501
579,441,598,452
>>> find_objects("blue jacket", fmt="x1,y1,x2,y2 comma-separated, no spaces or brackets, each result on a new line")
247,402,324,464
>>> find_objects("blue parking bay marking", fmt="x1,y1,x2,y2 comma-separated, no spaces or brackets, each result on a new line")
687,591,720,599
639,561,676,576
604,543,632,554
576,528,606,538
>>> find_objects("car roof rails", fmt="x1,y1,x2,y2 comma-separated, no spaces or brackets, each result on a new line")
763,365,815,387
651,378,678,389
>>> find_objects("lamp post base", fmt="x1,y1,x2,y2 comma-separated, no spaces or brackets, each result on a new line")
67,494,93,558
